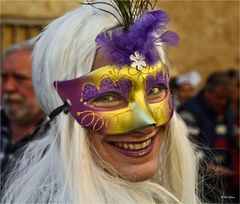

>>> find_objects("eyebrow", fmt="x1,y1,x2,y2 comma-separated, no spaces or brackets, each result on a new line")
81,77,132,101
1,71,29,77
1,72,31,79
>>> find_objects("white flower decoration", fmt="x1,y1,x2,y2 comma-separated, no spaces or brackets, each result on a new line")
130,51,147,71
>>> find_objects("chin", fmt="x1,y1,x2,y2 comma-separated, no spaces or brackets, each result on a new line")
120,161,159,182
89,127,163,182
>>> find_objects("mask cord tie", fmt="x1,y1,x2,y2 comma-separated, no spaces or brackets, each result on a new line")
30,101,69,137
48,101,69,122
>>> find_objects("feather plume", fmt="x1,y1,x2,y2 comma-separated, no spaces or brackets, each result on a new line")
82,0,157,28
84,0,179,66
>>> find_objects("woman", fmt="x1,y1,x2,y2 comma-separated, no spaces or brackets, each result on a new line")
2,1,201,203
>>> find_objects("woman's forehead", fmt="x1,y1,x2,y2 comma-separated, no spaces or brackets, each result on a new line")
92,48,113,71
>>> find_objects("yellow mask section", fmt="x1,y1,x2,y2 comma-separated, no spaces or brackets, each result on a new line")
74,61,173,135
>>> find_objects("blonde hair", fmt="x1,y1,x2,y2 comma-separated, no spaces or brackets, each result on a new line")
2,2,202,203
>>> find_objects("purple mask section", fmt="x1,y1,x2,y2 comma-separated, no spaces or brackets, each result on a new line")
145,71,168,94
95,10,177,66
55,78,105,132
82,77,132,101
54,76,133,133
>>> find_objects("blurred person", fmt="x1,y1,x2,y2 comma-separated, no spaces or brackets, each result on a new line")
1,1,203,203
169,77,181,109
0,40,44,174
226,68,240,202
174,71,202,112
179,71,235,203
176,71,201,103
226,69,240,145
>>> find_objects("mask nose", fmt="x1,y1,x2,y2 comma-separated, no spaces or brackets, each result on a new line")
130,101,156,128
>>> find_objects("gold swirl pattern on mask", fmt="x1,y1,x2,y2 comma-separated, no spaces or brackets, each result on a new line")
93,66,128,84
94,66,134,88
93,116,105,132
77,110,105,131
104,109,132,127
92,64,164,87
127,64,161,82
151,105,165,121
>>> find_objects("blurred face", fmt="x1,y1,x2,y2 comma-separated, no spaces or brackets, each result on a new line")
205,85,228,114
1,49,42,124
87,50,168,181
229,78,240,103
177,83,194,102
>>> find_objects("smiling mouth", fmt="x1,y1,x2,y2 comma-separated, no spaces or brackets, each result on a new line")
107,136,156,157
113,138,152,150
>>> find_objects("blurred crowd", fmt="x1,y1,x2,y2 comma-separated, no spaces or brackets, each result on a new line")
171,69,239,203
0,40,239,203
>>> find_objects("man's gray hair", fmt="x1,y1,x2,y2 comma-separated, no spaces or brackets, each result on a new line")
1,38,36,66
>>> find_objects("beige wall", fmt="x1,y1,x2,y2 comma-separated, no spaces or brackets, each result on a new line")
158,1,239,78
1,0,239,78
1,0,79,19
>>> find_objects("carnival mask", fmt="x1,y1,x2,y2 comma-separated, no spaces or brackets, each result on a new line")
54,62,173,135
54,8,178,134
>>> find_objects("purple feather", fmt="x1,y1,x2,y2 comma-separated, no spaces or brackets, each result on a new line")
129,10,169,40
95,32,111,46
158,30,179,46
95,9,179,66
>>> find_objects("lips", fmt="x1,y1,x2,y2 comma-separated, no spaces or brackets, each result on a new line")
107,135,156,158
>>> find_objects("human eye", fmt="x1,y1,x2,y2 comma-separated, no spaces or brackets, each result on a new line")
86,92,127,110
13,74,30,82
1,73,8,80
147,84,168,103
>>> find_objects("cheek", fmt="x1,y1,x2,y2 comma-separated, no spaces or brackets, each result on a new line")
88,132,106,160
88,133,119,173
20,84,36,98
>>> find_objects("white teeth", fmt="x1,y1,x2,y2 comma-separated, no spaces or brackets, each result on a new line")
147,139,152,146
135,144,141,150
129,144,134,150
114,138,152,150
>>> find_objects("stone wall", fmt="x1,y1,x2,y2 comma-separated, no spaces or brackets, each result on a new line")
1,0,239,78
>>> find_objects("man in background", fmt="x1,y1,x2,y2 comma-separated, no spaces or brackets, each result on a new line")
179,71,235,203
1,40,44,173
226,69,240,203
174,70,202,112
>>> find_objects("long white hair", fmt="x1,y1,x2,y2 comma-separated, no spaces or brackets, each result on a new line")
2,2,202,203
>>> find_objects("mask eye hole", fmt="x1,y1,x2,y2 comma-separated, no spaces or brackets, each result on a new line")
147,84,168,103
86,92,128,110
